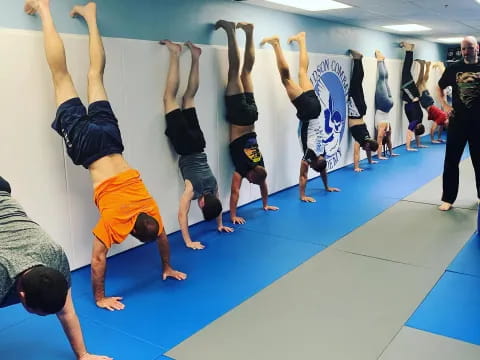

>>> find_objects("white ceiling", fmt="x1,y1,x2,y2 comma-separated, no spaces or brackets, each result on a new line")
245,0,480,43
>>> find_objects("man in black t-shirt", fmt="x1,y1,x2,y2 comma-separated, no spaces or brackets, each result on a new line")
215,20,278,224
437,36,480,213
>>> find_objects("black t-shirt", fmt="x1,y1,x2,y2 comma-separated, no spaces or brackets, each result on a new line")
438,60,480,118
229,132,265,178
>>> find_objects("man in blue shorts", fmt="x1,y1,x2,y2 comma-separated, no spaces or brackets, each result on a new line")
25,0,185,312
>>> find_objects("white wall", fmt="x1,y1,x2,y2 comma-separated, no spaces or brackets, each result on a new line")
0,28,442,269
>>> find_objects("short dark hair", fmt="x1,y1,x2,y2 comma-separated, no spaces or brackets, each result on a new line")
132,213,159,242
201,193,222,221
311,155,327,173
248,166,267,185
363,139,379,152
22,266,68,314
414,123,425,136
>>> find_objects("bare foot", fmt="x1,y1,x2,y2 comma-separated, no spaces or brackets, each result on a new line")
375,50,385,61
400,42,415,51
159,40,182,55
418,144,428,148
70,2,96,20
260,35,280,46
439,202,452,211
24,0,47,15
184,41,202,58
215,20,235,32
406,148,418,152
433,62,445,72
287,32,305,44
391,153,400,156
432,140,441,144
348,49,363,60
378,156,388,160
236,22,254,34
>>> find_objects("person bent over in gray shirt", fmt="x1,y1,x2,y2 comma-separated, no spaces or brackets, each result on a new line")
0,175,111,360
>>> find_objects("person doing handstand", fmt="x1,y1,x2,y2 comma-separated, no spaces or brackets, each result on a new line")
215,20,278,223
162,39,233,250
261,32,340,201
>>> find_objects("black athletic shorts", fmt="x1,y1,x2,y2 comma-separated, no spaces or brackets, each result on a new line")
225,92,258,126
404,101,423,124
0,176,11,194
350,123,370,147
292,90,321,122
51,98,124,168
165,107,206,155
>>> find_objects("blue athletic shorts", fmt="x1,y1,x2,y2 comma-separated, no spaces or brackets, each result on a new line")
52,98,124,168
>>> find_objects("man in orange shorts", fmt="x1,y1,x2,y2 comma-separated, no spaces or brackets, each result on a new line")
26,0,186,312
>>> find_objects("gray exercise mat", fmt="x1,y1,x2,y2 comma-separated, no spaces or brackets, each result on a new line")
333,201,476,271
379,326,480,360
167,248,442,360
405,159,478,210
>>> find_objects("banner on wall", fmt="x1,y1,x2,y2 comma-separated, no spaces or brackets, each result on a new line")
310,55,351,171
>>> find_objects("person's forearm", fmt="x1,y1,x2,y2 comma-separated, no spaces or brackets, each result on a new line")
406,130,413,147
156,230,171,268
57,291,88,360
260,182,269,208
216,213,223,228
436,86,448,107
320,169,329,189
299,175,308,198
91,257,106,301
367,151,373,164
178,211,192,246
230,192,240,218
57,311,88,359
354,151,360,168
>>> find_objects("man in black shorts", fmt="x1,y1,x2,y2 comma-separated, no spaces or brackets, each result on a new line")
400,42,427,151
347,50,379,172
261,32,340,202
215,20,278,224
161,39,233,250
25,0,185,312
0,176,111,360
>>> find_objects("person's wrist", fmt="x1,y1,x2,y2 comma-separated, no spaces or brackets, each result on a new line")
77,351,89,360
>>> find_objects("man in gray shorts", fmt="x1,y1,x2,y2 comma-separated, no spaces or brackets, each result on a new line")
162,39,233,250
0,176,111,360
215,20,278,224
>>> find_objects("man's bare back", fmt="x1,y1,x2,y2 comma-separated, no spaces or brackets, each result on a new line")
89,154,131,188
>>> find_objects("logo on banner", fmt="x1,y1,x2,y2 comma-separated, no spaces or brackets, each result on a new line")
310,59,349,170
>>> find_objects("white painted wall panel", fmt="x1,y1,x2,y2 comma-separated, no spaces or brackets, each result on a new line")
1,29,438,269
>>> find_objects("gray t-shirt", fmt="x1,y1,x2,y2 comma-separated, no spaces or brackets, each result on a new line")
179,152,218,200
0,192,71,307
